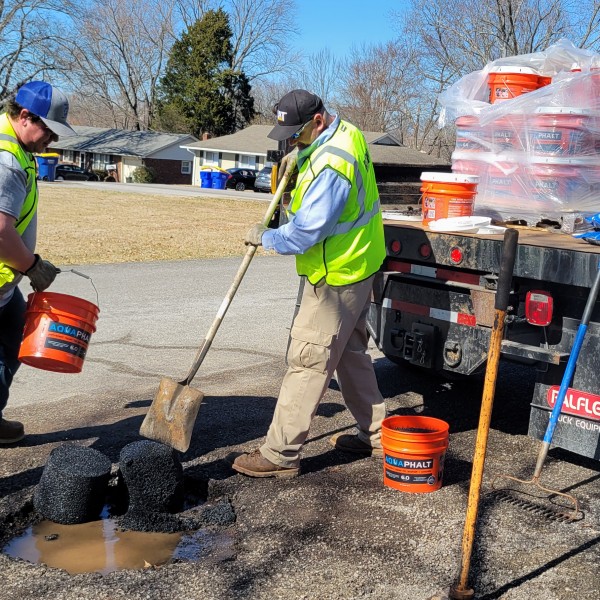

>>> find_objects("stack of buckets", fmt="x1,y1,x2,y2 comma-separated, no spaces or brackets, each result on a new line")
448,65,600,220
381,415,449,493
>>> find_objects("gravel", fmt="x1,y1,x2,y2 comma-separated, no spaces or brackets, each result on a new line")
1,354,598,599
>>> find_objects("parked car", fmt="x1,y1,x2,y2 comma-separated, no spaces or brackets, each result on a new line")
225,168,257,191
253,166,273,193
55,164,99,181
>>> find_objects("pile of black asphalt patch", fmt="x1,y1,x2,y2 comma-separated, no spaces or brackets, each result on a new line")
34,444,111,525
31,440,236,536
117,440,185,533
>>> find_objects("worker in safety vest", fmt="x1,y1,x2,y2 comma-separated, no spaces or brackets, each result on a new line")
0,81,75,444
233,90,387,478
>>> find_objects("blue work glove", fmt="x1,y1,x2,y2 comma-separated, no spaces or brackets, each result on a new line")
245,223,267,246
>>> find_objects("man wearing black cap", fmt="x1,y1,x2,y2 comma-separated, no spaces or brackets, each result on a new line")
233,90,387,478
0,81,75,444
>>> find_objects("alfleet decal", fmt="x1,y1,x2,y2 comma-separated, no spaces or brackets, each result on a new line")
547,386,600,421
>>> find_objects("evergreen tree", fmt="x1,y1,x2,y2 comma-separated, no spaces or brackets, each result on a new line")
158,8,254,137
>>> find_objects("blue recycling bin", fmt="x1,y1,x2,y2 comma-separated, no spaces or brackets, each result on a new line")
211,171,228,190
35,154,59,182
200,170,213,188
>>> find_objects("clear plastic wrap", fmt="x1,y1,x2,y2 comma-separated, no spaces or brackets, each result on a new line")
439,39,600,228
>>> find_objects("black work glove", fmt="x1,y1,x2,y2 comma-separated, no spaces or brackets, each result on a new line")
244,223,267,246
24,254,59,291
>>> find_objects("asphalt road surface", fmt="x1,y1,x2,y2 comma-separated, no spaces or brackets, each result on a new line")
1,256,599,600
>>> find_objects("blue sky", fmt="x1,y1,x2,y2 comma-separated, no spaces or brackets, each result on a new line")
292,0,407,58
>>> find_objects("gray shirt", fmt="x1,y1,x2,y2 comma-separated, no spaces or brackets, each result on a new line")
0,150,37,306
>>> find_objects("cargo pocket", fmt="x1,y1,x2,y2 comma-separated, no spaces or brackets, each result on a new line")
288,325,334,374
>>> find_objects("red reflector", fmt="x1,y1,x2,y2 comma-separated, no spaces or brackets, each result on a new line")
390,240,402,254
418,243,432,258
450,247,463,264
525,290,553,326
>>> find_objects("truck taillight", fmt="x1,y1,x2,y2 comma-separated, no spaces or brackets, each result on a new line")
389,239,402,254
419,243,432,258
450,246,463,264
525,290,553,326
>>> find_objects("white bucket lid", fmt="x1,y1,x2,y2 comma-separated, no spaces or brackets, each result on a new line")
534,106,598,116
489,66,539,75
420,172,479,184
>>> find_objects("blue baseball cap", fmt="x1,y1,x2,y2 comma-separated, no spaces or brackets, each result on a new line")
15,81,76,137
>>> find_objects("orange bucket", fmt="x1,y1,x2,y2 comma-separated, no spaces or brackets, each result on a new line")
381,415,449,493
18,292,99,373
488,67,541,103
420,172,478,225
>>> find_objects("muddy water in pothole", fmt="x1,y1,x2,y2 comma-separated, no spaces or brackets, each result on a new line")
3,516,234,574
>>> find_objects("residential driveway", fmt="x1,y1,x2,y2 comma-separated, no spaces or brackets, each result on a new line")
1,256,599,600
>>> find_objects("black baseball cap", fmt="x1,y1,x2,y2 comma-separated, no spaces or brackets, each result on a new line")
268,89,324,141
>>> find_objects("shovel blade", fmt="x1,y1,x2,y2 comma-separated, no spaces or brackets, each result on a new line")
139,377,204,453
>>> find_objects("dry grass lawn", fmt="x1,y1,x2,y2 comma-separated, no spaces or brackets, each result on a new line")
35,186,271,265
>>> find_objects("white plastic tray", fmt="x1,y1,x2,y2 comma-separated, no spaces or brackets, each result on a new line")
428,216,491,233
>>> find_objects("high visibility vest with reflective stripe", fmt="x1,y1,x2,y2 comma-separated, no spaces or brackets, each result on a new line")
0,112,38,287
289,119,385,286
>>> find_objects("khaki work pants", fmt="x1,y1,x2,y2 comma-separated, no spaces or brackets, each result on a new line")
261,275,386,468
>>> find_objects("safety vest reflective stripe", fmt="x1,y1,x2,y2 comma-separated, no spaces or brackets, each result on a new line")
330,199,381,236
0,113,38,235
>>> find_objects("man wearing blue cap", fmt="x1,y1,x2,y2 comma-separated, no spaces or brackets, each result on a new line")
0,81,76,444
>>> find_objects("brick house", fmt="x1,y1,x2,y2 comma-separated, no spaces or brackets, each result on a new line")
182,125,449,204
50,127,198,184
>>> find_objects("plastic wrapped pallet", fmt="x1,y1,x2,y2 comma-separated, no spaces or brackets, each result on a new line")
439,39,600,228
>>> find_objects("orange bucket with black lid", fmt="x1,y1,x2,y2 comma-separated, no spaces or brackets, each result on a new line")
381,415,449,493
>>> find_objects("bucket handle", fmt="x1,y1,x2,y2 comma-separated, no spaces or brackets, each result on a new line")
56,269,100,309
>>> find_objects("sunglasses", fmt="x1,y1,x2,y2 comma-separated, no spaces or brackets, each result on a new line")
27,113,52,134
290,119,313,140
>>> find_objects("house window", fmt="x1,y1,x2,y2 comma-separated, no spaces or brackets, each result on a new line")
181,161,192,175
238,154,256,169
63,150,74,163
204,151,218,165
93,153,111,169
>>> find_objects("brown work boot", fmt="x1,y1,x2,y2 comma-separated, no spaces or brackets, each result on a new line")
232,449,299,478
330,432,383,457
0,419,25,444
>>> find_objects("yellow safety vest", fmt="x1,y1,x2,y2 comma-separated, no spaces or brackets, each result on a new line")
289,119,385,286
0,112,38,287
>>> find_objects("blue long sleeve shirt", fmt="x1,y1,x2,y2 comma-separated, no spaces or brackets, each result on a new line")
262,116,352,255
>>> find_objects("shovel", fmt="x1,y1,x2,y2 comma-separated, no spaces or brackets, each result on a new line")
139,156,297,452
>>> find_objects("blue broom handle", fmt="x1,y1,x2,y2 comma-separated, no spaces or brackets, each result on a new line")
543,262,600,444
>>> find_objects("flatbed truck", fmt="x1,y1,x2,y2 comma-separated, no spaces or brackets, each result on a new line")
367,218,600,460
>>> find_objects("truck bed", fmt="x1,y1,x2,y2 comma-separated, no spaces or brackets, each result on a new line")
382,219,600,288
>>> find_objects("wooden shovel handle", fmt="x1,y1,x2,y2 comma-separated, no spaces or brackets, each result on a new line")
181,155,298,386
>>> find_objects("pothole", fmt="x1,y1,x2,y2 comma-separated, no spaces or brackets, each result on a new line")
1,441,236,574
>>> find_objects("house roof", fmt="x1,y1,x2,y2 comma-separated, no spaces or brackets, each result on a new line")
50,126,198,158
182,125,278,156
183,124,448,167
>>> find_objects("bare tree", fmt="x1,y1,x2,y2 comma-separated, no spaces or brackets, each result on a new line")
63,0,176,130
0,0,78,100
297,48,341,107
336,42,419,132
